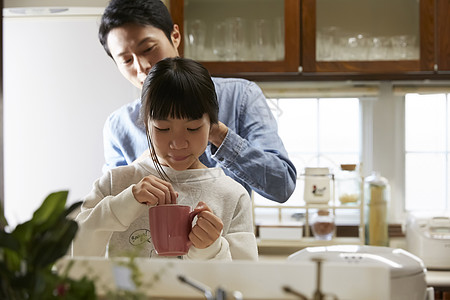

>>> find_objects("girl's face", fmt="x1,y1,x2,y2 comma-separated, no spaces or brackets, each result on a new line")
150,114,211,170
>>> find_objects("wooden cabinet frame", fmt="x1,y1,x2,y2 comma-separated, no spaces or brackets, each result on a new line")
170,0,450,80
301,0,435,74
436,0,450,72
170,0,301,75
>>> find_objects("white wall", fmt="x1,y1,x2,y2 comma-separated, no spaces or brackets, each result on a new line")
3,9,139,227
370,82,405,222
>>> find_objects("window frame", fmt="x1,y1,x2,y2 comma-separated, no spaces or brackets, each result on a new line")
257,81,411,224
257,82,450,225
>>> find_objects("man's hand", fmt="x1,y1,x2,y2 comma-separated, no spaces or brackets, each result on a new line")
209,121,229,148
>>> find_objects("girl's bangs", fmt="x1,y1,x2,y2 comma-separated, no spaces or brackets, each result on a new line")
149,79,207,121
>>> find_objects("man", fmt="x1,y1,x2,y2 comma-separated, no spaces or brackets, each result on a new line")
99,0,296,202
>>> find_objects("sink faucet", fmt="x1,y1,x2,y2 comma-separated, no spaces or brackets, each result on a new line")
283,257,339,300
177,275,243,300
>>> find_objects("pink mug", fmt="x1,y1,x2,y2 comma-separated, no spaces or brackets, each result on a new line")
149,204,200,256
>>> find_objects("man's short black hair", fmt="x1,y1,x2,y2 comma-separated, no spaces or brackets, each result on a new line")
99,0,174,57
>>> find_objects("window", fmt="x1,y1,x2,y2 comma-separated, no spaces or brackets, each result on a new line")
405,93,449,211
254,97,361,224
253,84,450,227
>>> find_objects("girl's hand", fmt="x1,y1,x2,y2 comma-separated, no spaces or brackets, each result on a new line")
189,202,223,249
132,175,178,205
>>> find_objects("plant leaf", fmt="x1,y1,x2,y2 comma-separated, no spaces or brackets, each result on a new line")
11,220,34,250
0,231,20,252
64,201,82,218
0,202,8,230
11,191,70,257
31,220,78,268
31,191,68,226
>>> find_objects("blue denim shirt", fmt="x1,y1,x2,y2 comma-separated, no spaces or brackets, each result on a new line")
103,77,297,202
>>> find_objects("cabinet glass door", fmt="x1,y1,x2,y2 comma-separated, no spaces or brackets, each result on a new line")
170,0,300,74
184,0,284,62
302,0,435,74
316,0,419,62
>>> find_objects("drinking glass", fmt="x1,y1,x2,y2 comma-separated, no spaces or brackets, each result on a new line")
212,21,228,61
252,18,275,61
274,17,284,60
184,19,206,60
317,26,339,61
391,35,417,60
368,36,390,60
225,17,246,61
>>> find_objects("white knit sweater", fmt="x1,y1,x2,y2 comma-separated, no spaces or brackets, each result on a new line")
72,158,258,261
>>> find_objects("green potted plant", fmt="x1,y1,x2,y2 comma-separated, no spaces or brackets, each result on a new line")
0,191,96,299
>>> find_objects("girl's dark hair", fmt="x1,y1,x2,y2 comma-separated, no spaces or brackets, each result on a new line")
99,0,174,58
141,57,218,180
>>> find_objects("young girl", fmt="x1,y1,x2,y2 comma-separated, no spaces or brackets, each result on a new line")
72,57,258,260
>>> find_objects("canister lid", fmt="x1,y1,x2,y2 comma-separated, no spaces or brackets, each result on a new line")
365,171,389,186
317,209,330,216
340,164,357,171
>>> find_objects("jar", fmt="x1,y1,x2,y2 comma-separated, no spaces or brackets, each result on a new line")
311,209,336,240
336,164,361,205
364,171,390,246
303,167,331,204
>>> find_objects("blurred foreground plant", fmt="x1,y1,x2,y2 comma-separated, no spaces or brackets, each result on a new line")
0,191,96,299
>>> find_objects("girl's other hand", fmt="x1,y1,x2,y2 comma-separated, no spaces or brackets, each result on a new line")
189,201,223,249
132,175,178,205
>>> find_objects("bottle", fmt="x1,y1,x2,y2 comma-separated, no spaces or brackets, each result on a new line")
336,164,361,205
364,171,390,246
311,209,336,240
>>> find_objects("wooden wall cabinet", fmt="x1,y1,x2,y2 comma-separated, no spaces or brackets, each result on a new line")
170,0,450,79
301,0,436,74
170,0,300,75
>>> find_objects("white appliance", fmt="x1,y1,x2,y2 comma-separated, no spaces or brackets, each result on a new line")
288,245,433,300
3,7,139,227
406,211,450,270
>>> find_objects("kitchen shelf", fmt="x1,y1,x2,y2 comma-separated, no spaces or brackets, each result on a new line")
253,169,365,248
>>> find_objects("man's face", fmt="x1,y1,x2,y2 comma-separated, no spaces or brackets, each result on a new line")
107,23,180,89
